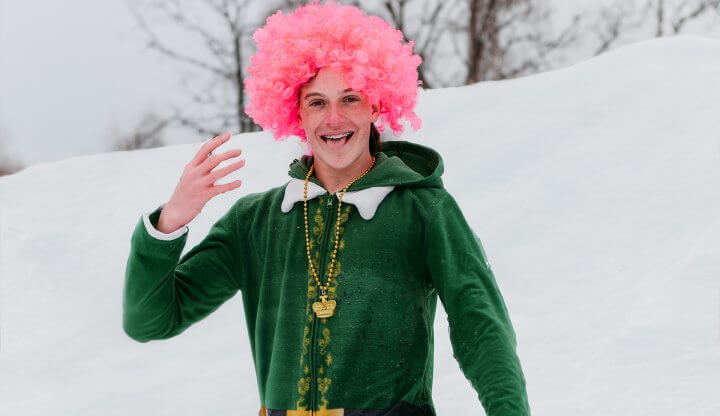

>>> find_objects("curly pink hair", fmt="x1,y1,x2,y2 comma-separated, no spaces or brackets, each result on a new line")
244,0,423,141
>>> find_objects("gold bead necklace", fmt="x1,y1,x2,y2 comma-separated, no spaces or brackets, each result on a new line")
304,156,376,318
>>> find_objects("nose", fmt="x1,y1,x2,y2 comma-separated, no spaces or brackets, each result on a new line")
325,102,346,126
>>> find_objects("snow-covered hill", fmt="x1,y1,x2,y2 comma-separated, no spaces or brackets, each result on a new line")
2,35,719,415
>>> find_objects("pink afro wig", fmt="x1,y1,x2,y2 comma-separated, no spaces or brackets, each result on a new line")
244,0,423,141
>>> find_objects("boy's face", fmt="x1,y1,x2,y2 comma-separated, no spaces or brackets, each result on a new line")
298,67,379,175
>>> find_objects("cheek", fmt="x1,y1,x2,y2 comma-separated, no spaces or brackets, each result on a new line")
349,105,375,122
298,110,317,131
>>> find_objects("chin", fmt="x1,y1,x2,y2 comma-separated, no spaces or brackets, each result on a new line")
316,152,359,171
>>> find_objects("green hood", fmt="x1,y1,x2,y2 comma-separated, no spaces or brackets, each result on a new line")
287,140,444,191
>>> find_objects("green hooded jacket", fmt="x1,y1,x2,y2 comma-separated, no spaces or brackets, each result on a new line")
123,140,530,416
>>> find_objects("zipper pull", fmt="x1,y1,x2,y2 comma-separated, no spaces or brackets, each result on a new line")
327,193,333,209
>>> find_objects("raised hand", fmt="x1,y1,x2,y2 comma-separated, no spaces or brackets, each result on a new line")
156,132,244,233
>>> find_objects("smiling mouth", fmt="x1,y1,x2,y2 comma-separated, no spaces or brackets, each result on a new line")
320,131,353,142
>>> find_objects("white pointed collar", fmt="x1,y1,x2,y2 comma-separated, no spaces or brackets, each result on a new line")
281,178,394,220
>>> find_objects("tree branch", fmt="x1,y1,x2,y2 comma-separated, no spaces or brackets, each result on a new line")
126,0,233,79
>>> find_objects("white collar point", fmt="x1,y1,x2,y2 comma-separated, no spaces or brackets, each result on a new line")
281,178,394,220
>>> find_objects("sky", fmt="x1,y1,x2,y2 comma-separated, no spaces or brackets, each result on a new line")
1,36,719,415
1,0,719,169
0,0,190,166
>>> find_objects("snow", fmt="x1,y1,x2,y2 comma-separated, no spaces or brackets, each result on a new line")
2,35,719,415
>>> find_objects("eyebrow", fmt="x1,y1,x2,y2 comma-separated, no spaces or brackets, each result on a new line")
303,88,355,100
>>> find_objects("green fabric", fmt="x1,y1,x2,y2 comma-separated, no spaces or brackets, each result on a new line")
123,140,530,415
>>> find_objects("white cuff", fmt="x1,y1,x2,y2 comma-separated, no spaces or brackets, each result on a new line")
142,204,188,241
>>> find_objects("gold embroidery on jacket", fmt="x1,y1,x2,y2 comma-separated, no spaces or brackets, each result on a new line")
296,199,351,412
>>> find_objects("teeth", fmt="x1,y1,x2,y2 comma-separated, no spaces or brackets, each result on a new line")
322,132,352,140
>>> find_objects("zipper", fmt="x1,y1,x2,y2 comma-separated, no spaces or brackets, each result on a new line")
310,192,335,414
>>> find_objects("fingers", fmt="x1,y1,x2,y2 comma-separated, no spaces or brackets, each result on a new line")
210,159,245,182
191,132,231,166
202,148,243,172
212,179,242,196
188,133,245,199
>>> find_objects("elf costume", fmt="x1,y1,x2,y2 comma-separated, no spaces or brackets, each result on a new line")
124,141,530,415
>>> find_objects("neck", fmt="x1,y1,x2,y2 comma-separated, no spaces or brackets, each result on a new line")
313,152,373,194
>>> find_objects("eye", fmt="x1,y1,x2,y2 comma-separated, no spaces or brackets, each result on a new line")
308,100,325,107
343,96,360,103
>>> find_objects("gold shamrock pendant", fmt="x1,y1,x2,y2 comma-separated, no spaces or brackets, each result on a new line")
312,295,337,318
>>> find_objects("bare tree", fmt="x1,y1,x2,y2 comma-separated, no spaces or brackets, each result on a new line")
591,0,720,56
655,0,666,36
126,0,271,138
363,0,584,86
591,1,650,56
112,111,169,151
452,0,580,83
654,0,720,35
496,2,581,80
367,0,459,88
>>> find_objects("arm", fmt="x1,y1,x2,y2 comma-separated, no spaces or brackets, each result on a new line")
425,192,530,416
123,204,243,342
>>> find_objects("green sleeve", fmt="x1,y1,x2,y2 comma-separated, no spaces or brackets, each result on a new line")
425,193,530,415
123,205,243,342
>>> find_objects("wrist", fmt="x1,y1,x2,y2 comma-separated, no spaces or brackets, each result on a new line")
157,206,184,234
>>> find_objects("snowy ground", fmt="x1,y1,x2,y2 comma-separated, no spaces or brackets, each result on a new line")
1,35,719,415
